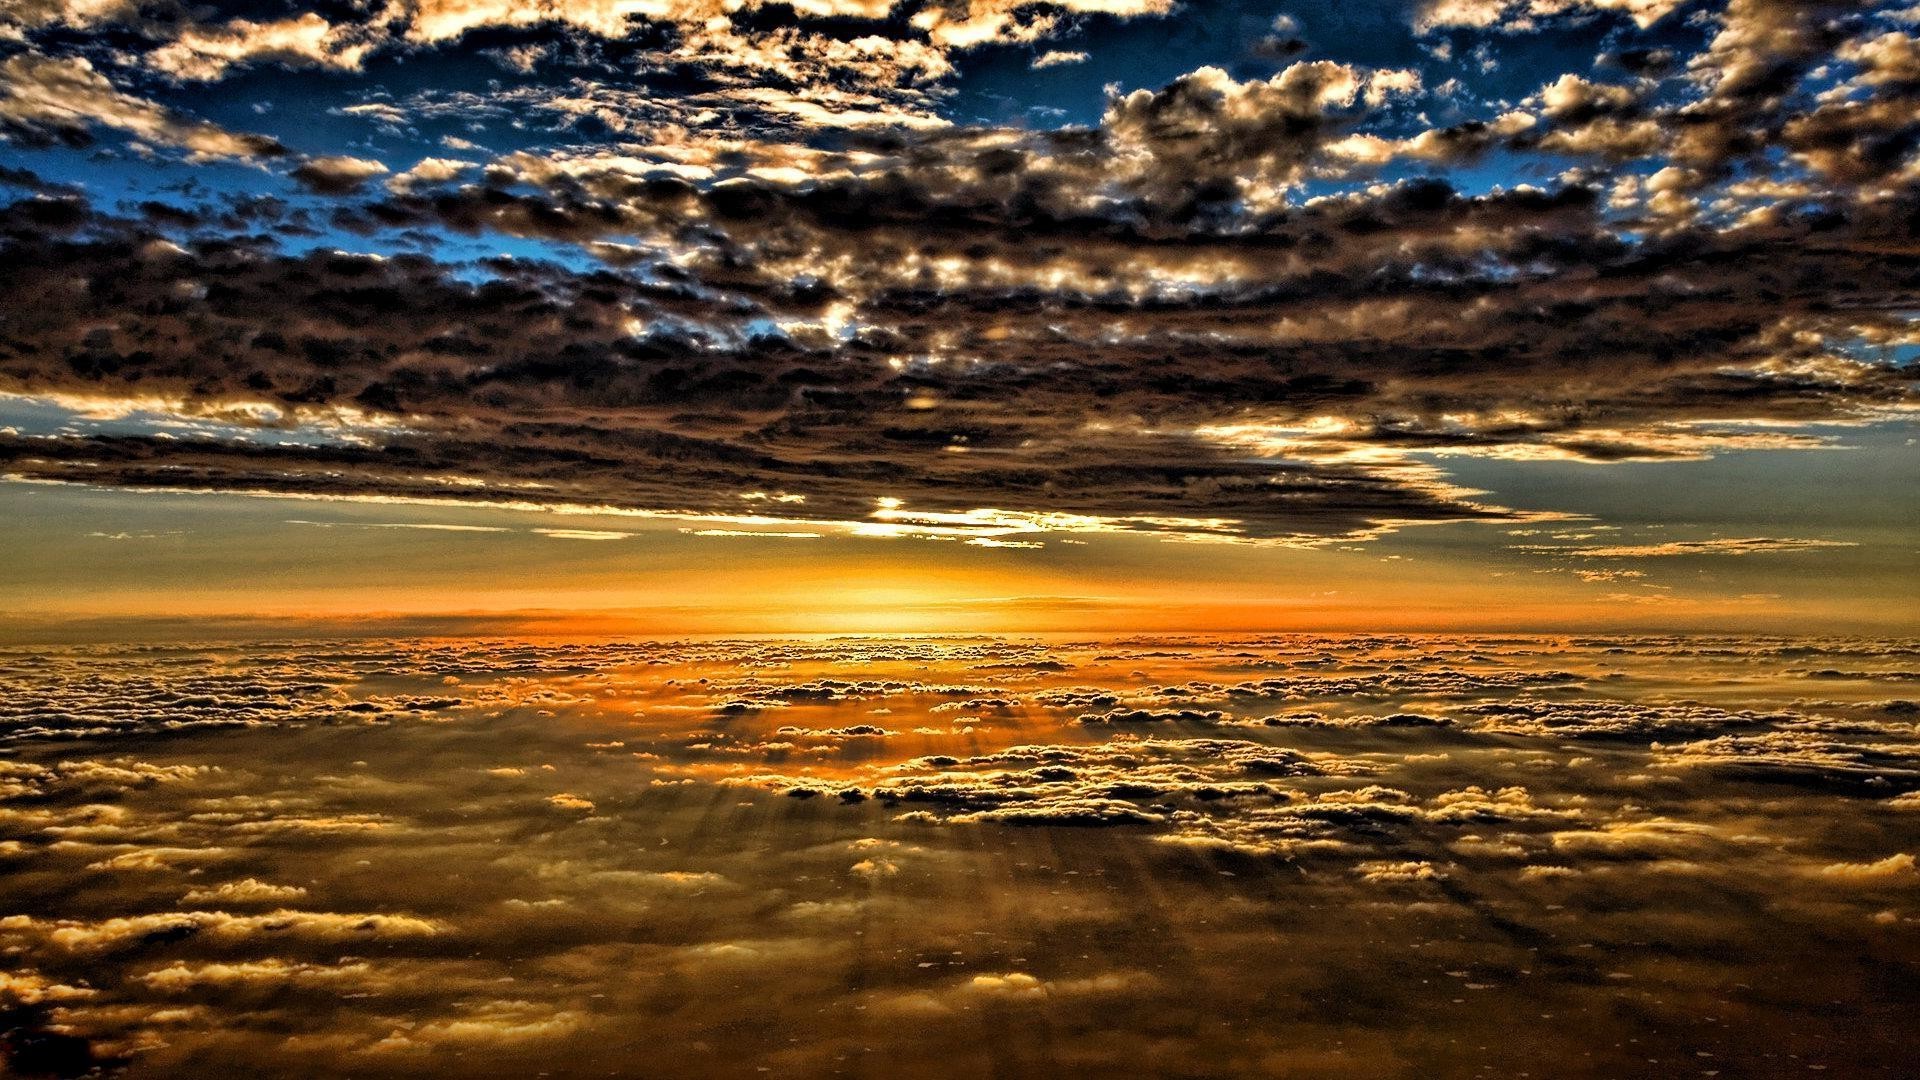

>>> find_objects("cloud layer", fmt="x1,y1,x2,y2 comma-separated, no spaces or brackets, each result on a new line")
2,633,1917,1076
0,1,1913,543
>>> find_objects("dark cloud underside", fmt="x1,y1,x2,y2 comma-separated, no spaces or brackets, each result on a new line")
0,1,1912,541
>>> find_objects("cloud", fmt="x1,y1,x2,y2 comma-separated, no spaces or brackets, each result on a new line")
1546,818,1721,859
1101,61,1422,206
0,52,286,159
0,1,1915,544
134,958,374,991
1355,858,1445,884
1414,0,1689,34
1816,852,1917,880
3,909,444,955
290,155,391,195
387,156,474,192
0,4,1912,562
1032,50,1088,69
533,529,632,541
1516,537,1860,558
1655,730,1920,788
1,0,1175,143
2,634,1916,1074
0,648,478,741
1464,699,1787,738
4,164,1912,542
178,879,310,905
144,14,374,82
1075,708,1227,724
287,519,510,533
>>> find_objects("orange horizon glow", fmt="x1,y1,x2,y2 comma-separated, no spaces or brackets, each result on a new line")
5,591,1908,642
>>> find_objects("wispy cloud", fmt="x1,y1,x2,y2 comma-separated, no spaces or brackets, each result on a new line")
532,528,632,541
286,519,509,533
1514,538,1859,558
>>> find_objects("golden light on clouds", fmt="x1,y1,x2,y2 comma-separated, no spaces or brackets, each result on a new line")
4,634,1919,1076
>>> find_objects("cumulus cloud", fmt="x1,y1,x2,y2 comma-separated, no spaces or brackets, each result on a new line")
1415,0,1689,34
1,634,1915,1074
1816,852,1917,880
144,14,374,82
1102,61,1422,206
0,652,472,742
289,155,391,195
2,160,1912,541
0,0,1913,542
2,908,444,955
0,0,1182,142
178,879,310,906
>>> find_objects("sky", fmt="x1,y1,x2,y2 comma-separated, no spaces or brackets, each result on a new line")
3,8,1920,1075
0,0,1917,634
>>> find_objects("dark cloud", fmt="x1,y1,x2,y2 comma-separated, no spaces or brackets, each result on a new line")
288,155,389,195
0,166,1912,540
0,3,1913,541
